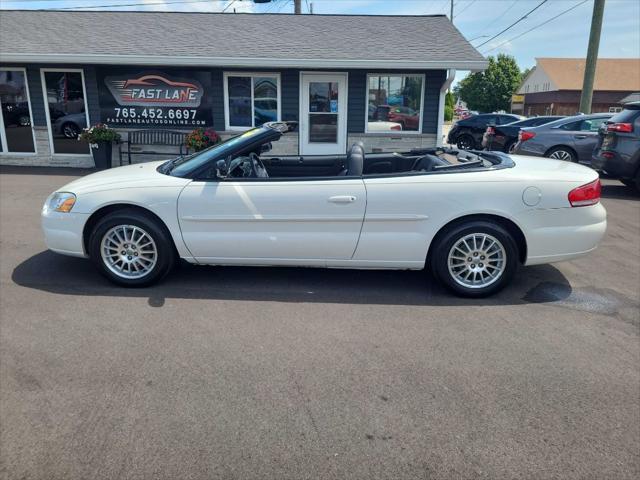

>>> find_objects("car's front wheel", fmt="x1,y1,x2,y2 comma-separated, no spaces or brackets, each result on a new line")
430,221,518,297
88,209,175,287
456,134,476,150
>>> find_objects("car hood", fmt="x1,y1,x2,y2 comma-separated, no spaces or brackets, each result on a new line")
59,160,191,195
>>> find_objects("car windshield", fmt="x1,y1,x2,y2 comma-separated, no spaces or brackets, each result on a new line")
164,128,266,177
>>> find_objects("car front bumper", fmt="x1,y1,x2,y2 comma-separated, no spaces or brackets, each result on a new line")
41,209,89,258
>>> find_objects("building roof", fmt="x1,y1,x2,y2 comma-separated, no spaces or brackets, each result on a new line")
536,58,640,91
620,92,640,104
0,10,487,70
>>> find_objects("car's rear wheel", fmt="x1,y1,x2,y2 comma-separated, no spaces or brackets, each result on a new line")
430,221,518,297
547,146,577,162
62,122,80,138
88,210,175,287
505,140,517,154
457,134,476,150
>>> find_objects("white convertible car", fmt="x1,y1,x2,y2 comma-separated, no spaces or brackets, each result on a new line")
42,122,606,297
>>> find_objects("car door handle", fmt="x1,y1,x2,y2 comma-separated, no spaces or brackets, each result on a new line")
328,195,356,204
574,134,588,139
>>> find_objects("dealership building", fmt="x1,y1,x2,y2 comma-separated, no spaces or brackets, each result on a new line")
0,10,486,168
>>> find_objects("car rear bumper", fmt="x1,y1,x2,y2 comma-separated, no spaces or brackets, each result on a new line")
41,209,89,258
513,141,545,157
592,149,638,179
523,203,607,266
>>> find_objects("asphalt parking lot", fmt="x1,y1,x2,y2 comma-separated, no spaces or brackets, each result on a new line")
1,167,639,480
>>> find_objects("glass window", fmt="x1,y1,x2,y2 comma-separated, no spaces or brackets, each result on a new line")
559,120,583,131
0,69,35,153
367,74,423,133
581,117,608,132
225,74,279,130
42,70,89,154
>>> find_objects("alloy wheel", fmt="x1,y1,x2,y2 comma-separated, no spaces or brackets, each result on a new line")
447,233,506,289
549,149,573,161
457,137,475,150
100,225,158,279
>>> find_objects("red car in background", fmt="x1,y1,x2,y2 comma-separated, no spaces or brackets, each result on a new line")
377,105,420,131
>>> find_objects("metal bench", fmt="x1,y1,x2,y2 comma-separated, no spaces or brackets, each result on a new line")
119,130,188,165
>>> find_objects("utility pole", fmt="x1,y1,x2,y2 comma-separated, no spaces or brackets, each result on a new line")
294,0,302,14
579,0,606,114
450,0,454,23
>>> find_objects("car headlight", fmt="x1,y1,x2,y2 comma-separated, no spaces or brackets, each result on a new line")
46,192,76,213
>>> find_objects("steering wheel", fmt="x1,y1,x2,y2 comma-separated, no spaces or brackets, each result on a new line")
249,152,269,179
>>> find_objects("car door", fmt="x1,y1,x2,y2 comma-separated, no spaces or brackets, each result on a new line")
572,116,611,161
177,176,366,264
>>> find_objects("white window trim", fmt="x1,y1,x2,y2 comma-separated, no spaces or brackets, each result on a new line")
365,73,426,136
0,67,37,156
223,72,281,131
40,68,91,156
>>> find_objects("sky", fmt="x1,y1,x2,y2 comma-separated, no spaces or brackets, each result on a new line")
1,0,639,85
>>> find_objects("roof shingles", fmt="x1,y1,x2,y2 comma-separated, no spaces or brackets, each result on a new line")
0,10,486,68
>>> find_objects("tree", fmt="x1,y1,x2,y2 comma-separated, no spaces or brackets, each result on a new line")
444,91,455,122
456,54,523,112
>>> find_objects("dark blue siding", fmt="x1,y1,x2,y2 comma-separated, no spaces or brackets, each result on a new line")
423,70,446,134
281,70,299,122
210,69,225,130
347,70,366,133
25,66,46,127
83,66,101,125
7,63,447,134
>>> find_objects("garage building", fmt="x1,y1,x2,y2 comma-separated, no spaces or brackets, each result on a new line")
0,10,486,168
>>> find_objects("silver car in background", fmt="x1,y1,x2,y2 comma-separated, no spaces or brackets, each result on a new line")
513,113,613,163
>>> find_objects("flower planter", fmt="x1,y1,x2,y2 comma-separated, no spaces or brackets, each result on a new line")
91,142,113,170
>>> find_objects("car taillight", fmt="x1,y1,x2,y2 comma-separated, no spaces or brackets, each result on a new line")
486,126,496,135
568,179,601,207
607,122,633,133
519,131,536,142
391,124,402,131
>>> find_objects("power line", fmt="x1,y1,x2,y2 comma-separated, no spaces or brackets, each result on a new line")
482,0,590,54
221,0,240,13
454,0,476,19
47,0,215,10
475,0,549,48
474,0,518,34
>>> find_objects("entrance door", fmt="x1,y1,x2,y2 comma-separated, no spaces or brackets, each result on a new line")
300,73,348,155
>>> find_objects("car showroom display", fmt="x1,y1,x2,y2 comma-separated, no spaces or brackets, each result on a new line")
42,122,607,297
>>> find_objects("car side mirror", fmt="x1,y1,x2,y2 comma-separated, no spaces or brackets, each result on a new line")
216,159,229,179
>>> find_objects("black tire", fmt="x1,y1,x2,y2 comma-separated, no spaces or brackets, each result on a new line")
88,209,176,287
504,139,517,154
430,220,518,298
546,146,577,162
62,122,80,138
456,134,476,151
